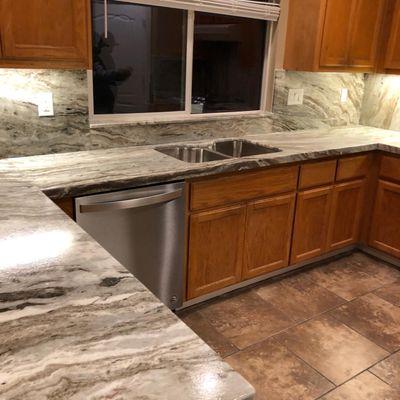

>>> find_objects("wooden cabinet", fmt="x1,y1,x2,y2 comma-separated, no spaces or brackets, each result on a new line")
187,205,246,300
369,180,400,258
0,0,91,69
243,193,295,279
327,180,364,251
285,0,386,72
383,0,400,71
291,186,333,264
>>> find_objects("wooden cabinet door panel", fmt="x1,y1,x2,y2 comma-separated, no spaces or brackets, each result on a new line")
369,180,400,258
320,0,357,68
243,193,296,280
348,0,386,69
291,186,333,264
187,205,246,299
0,0,89,65
327,180,364,251
385,0,400,69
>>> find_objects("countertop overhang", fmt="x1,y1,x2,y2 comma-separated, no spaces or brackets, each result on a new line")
0,125,399,399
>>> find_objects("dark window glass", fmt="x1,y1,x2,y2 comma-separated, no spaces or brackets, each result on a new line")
92,1,187,114
192,13,266,114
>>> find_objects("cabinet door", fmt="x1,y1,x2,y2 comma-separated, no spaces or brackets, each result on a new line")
0,0,90,68
291,186,333,264
187,205,246,299
327,180,364,251
369,180,400,258
243,193,296,280
320,0,357,68
348,0,386,69
385,0,400,70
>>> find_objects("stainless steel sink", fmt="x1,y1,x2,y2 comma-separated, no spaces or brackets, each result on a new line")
211,139,282,157
156,145,230,163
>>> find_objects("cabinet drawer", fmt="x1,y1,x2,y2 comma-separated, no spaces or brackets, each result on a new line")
336,155,370,181
380,155,400,183
190,166,299,211
299,160,337,189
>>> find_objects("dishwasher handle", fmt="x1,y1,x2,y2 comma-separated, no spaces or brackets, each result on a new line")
79,188,183,213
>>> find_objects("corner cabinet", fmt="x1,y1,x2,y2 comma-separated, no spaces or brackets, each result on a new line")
0,0,91,69
285,0,386,72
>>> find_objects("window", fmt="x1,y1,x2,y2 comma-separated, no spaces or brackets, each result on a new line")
89,1,274,125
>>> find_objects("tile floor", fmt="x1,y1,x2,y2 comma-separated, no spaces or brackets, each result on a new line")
177,252,400,399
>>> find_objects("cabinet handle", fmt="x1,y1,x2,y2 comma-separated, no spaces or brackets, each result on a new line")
104,0,108,39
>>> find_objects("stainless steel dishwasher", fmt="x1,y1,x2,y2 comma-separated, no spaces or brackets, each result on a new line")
75,182,185,309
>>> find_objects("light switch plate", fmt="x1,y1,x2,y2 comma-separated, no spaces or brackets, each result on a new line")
37,92,54,117
340,88,348,103
287,88,304,106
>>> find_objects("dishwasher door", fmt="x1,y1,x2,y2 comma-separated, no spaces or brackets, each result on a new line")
75,182,185,309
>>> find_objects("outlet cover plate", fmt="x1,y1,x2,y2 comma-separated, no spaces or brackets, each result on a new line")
340,88,348,103
37,92,54,117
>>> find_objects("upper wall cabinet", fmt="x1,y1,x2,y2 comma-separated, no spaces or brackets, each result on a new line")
284,0,386,72
0,0,91,69
383,0,400,71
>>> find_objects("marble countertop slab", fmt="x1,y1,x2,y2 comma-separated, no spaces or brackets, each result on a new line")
0,125,399,200
0,124,399,399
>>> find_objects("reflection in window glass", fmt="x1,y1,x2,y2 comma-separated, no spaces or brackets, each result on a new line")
92,1,187,114
192,13,266,114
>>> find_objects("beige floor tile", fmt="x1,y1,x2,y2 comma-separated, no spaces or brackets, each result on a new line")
200,290,293,349
277,315,389,385
370,352,400,390
331,293,400,352
226,337,334,400
320,371,400,400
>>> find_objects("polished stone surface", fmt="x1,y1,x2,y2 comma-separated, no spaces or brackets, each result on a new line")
0,69,366,159
226,338,334,400
0,180,254,399
370,352,400,390
0,125,400,200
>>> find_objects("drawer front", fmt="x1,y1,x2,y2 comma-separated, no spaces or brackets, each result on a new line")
299,160,337,189
336,155,370,182
190,165,299,211
380,155,400,183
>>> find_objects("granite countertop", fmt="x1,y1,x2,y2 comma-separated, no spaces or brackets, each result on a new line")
0,125,399,399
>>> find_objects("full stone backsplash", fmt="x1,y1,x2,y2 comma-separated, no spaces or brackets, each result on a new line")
0,68,396,159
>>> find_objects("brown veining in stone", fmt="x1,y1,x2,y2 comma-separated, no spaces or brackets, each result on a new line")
199,290,293,350
277,315,389,385
226,337,334,400
320,371,400,400
370,352,400,390
255,273,345,323
331,293,400,352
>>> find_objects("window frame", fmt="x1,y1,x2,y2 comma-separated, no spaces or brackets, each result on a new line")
88,9,275,127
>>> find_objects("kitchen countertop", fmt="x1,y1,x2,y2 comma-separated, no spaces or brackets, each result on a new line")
0,125,399,399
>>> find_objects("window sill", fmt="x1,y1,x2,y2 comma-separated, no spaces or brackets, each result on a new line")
89,110,271,128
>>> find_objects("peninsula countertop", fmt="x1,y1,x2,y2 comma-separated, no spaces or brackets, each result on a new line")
0,125,399,399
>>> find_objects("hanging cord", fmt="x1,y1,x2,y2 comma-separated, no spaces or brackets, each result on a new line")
104,0,108,39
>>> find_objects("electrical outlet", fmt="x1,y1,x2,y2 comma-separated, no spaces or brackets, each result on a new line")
287,88,304,106
340,88,348,103
37,92,54,117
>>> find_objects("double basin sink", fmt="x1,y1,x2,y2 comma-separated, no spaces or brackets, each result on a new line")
156,139,282,163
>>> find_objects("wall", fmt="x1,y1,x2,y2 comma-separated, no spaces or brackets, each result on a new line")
0,68,365,159
360,74,400,131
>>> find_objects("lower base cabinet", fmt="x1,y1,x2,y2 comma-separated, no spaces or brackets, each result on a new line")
327,180,365,251
187,204,246,300
369,180,400,258
243,193,296,279
290,186,333,264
